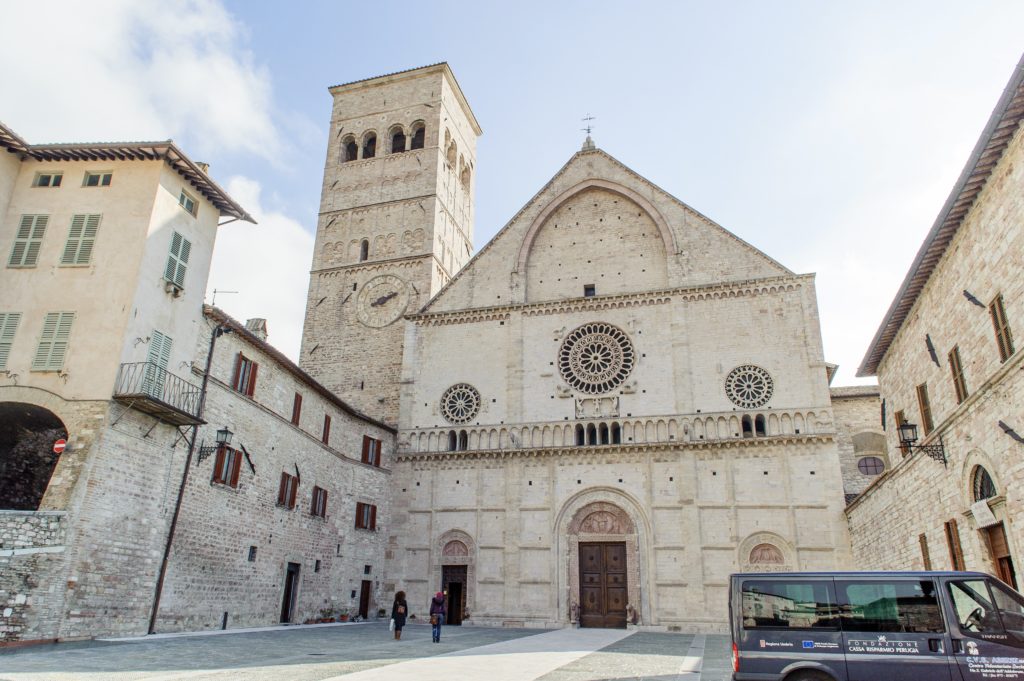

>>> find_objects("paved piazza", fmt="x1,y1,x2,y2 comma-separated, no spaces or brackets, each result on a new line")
0,623,733,681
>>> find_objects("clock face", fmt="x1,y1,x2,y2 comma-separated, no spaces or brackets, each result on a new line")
356,274,410,328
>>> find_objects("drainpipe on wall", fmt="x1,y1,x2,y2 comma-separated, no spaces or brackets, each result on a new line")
147,323,232,635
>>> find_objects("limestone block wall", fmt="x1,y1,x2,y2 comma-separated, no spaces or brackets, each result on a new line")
0,511,66,643
829,387,888,499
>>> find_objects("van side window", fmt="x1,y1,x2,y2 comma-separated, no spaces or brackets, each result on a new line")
949,579,1024,639
741,579,838,629
837,580,944,633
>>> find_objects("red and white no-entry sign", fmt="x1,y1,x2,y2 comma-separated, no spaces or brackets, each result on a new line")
53,439,67,454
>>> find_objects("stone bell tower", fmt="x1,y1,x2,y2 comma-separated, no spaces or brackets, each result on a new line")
299,63,482,425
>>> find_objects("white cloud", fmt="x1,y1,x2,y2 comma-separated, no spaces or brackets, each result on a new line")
0,0,280,160
207,177,313,362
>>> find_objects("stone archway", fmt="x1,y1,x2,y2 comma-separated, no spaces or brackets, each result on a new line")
738,532,797,573
0,402,68,510
557,489,651,626
432,529,476,624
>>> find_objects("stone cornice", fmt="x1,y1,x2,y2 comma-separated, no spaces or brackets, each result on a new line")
409,273,810,326
314,254,429,278
396,433,834,464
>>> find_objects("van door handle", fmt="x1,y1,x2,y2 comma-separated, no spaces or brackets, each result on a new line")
928,638,943,653
951,639,963,654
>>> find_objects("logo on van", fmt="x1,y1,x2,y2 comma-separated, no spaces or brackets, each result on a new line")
802,640,840,650
847,637,920,654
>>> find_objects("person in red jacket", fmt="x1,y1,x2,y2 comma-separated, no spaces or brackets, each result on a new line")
429,591,447,643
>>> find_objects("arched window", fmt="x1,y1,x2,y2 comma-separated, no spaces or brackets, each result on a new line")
611,423,621,444
341,136,358,163
447,140,457,167
973,466,997,501
458,430,468,451
359,239,369,262
575,424,585,446
362,132,377,159
447,431,457,452
741,415,753,438
754,414,766,437
390,127,406,154
460,164,471,190
599,423,610,445
586,424,597,445
857,456,885,476
410,123,425,150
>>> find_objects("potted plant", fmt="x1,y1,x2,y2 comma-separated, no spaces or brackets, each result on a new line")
319,607,336,623
338,608,350,622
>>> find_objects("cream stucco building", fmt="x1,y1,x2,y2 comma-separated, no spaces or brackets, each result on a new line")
300,64,873,632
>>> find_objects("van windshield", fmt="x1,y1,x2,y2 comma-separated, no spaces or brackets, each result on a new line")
949,578,1024,640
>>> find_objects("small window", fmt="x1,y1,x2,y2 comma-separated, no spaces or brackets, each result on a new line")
410,123,425,150
314,559,321,573
362,133,377,159
364,564,372,575
949,346,969,404
0,312,22,370
248,546,257,562
311,485,328,518
362,435,382,467
990,294,1015,362
740,579,837,629
916,383,934,435
277,472,298,509
291,393,302,426
9,215,48,268
322,414,331,445
32,312,74,371
355,502,377,530
583,284,596,297
857,456,885,475
83,171,112,187
837,579,944,633
391,128,406,154
164,231,192,289
179,190,198,217
34,172,62,188
60,214,101,265
231,352,258,397
359,239,369,262
212,446,242,488
341,137,359,163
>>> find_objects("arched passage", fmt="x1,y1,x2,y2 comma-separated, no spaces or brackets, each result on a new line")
0,402,68,510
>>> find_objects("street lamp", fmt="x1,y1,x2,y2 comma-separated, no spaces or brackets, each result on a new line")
197,426,234,463
897,421,947,467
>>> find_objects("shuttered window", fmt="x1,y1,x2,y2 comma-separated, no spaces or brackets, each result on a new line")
143,331,173,397
311,486,328,518
291,393,302,425
231,352,258,397
32,312,74,371
164,231,192,288
945,518,965,570
0,312,21,369
212,446,242,488
355,502,377,530
990,294,1015,362
916,383,935,435
60,214,101,265
9,215,48,267
949,346,969,404
277,472,298,509
361,435,382,467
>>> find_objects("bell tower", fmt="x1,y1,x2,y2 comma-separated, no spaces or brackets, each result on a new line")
299,63,481,425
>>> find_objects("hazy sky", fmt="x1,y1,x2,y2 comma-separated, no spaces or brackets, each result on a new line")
2,1,1022,385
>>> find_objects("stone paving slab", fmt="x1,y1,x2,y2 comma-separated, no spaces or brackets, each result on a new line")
0,623,735,681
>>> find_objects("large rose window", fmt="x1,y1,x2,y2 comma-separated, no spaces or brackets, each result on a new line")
558,322,635,395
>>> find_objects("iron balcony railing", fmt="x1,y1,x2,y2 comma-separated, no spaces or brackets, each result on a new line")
113,361,203,426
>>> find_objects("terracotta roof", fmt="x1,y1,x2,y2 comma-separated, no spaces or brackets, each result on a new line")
203,306,395,434
0,121,28,152
858,52,1024,376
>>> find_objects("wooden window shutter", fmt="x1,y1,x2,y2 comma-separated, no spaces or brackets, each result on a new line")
0,312,21,370
361,435,370,463
369,504,377,531
229,449,242,487
322,414,331,444
10,214,48,267
373,439,381,467
232,353,243,390
322,490,328,516
292,393,302,425
212,447,227,484
278,472,288,505
991,295,1015,361
919,533,932,570
247,362,258,397
310,488,318,515
33,312,74,370
946,518,965,570
355,502,365,529
917,384,934,435
165,231,191,287
61,214,100,265
288,475,298,509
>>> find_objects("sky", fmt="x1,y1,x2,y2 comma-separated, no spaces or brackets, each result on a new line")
1,1,1022,385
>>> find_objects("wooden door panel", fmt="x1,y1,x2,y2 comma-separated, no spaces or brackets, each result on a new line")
579,542,628,629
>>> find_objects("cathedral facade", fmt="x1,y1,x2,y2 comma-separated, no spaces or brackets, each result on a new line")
301,63,861,631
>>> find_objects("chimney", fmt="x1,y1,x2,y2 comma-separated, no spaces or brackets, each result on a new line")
245,318,268,342
195,161,210,173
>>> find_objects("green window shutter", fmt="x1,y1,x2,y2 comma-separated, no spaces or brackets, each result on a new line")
164,231,191,288
0,312,21,369
9,215,48,267
33,312,74,370
61,214,101,265
144,330,173,396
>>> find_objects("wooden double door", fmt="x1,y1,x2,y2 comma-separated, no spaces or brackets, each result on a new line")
579,542,627,629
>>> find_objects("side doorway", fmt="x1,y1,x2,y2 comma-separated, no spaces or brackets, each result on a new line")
442,565,466,625
359,580,372,619
280,562,301,623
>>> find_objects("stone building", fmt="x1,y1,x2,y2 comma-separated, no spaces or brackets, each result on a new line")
847,53,1024,581
0,123,393,643
304,64,868,632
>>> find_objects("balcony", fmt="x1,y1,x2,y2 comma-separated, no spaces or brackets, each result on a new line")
112,362,204,426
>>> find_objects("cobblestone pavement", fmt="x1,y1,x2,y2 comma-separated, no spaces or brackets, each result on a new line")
0,623,734,681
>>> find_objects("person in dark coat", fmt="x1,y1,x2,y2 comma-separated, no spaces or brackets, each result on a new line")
429,591,447,643
391,590,408,640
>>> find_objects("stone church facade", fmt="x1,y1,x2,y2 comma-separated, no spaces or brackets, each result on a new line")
301,64,867,631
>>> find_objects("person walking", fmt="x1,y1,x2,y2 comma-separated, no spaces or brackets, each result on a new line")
391,590,408,640
429,591,447,643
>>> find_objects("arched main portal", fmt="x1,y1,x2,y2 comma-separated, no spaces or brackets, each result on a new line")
433,529,476,625
557,490,651,628
0,402,68,510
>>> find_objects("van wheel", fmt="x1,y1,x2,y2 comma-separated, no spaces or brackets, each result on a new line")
786,671,834,681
